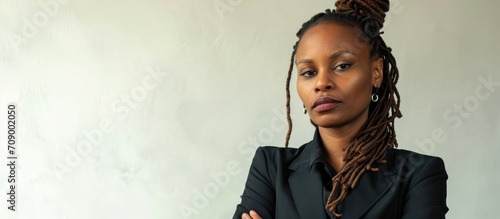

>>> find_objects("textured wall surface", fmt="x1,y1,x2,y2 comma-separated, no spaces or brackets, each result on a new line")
0,0,499,218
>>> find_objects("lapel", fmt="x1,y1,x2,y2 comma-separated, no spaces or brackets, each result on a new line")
288,167,328,219
340,149,397,219
288,129,329,219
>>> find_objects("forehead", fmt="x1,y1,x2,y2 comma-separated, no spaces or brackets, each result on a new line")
296,22,370,58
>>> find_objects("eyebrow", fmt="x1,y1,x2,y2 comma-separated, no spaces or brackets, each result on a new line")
296,50,352,65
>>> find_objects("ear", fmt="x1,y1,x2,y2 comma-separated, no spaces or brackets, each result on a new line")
371,57,383,88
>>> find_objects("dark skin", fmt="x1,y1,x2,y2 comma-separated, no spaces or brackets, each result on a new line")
242,22,383,219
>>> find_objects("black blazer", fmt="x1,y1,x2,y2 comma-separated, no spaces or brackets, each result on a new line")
233,129,448,219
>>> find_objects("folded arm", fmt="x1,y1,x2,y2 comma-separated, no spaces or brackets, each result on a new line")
233,147,276,219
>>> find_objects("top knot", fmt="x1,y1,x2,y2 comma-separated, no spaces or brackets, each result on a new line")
335,0,390,37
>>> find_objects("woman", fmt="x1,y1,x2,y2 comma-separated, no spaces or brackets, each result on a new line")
233,0,448,218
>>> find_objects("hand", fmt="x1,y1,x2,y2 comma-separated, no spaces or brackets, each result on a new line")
242,210,262,219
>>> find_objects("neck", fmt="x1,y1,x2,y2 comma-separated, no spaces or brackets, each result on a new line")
318,112,369,172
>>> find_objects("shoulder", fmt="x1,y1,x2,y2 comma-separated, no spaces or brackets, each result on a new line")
250,145,304,169
389,148,446,169
384,149,449,217
387,148,448,188
248,143,311,178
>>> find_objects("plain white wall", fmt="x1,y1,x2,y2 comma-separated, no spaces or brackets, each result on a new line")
0,0,499,218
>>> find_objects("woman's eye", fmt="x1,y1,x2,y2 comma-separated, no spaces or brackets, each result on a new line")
300,70,316,77
336,63,352,71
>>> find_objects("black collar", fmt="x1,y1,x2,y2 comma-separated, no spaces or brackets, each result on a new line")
307,128,328,171
289,127,396,174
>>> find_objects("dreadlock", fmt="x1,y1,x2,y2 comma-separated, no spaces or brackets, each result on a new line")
283,0,402,217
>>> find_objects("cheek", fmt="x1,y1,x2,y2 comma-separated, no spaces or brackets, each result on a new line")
345,72,372,103
296,80,308,103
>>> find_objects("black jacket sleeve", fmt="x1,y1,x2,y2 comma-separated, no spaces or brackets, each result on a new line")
233,147,276,219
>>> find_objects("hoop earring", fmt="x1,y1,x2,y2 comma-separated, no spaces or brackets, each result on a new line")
371,87,379,102
303,104,307,114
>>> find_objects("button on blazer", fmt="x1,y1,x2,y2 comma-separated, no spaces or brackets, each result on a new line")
233,128,448,219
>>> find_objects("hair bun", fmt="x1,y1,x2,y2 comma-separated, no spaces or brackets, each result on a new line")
335,0,390,36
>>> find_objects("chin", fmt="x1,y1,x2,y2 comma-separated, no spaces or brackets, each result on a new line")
311,115,350,128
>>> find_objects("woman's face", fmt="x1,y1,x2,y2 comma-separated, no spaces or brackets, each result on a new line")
295,22,383,129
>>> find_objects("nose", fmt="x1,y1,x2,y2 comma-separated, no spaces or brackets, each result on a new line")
314,70,333,92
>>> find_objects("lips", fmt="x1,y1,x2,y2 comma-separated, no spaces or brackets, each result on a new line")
312,96,341,112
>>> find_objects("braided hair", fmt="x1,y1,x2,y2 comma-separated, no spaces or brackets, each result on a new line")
284,0,402,217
